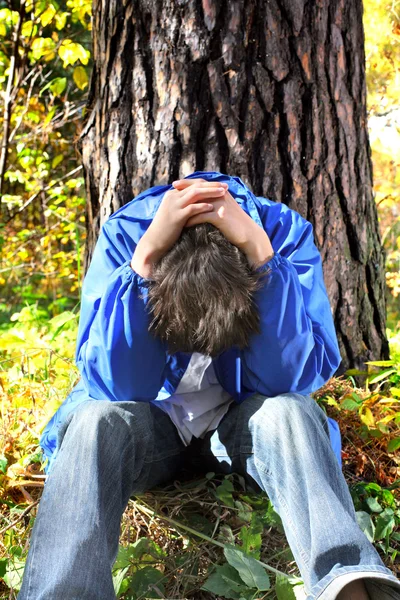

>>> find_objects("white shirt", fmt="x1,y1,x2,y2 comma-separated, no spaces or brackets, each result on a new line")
152,353,233,444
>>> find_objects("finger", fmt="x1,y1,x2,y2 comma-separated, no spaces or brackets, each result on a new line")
184,206,217,227
183,202,215,220
179,186,226,208
173,179,228,191
172,178,205,188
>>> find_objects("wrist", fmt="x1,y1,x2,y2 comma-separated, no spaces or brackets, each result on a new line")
239,227,274,268
131,236,164,279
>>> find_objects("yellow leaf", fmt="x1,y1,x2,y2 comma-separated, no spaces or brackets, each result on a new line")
52,155,64,168
40,4,56,27
58,40,90,67
360,407,375,428
31,37,56,61
73,65,89,90
55,12,69,30
21,20,37,37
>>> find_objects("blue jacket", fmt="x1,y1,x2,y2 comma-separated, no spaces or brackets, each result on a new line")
41,171,343,473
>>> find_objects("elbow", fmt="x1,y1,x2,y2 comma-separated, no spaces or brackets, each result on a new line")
296,338,342,394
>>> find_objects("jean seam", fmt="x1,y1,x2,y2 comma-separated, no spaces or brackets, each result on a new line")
24,502,40,599
253,455,310,569
143,449,184,464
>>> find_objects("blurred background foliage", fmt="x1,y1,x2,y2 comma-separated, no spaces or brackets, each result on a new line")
364,0,400,328
0,1,400,598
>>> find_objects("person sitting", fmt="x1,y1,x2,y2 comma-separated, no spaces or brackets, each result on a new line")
19,172,400,600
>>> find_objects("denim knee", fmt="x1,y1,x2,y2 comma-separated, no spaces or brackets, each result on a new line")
238,392,331,461
57,400,153,456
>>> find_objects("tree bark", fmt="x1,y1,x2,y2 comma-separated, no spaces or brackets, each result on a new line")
79,0,389,371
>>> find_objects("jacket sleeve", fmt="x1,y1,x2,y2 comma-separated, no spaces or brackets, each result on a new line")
75,218,168,402
241,200,342,397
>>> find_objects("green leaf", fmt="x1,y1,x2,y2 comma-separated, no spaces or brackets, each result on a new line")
387,437,400,453
50,77,67,97
52,155,64,169
356,511,375,542
345,369,368,376
276,574,306,600
224,546,270,591
201,564,245,599
112,565,130,596
0,455,8,474
3,557,25,591
374,509,395,541
367,369,397,385
128,566,164,599
215,478,235,508
341,398,360,411
184,512,214,535
365,496,383,513
235,500,252,522
239,525,262,558
0,558,7,578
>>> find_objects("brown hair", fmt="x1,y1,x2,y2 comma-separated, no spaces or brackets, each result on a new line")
146,223,267,357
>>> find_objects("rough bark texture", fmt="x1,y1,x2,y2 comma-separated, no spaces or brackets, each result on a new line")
79,0,389,371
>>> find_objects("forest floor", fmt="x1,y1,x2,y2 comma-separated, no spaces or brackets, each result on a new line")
1,372,399,600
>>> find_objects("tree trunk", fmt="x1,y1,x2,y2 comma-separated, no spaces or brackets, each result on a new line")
79,0,389,372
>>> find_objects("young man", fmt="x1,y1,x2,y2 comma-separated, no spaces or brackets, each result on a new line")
19,172,400,600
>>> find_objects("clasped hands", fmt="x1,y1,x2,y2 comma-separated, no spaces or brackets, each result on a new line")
131,178,274,279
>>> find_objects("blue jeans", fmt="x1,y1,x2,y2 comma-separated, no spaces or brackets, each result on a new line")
19,393,400,599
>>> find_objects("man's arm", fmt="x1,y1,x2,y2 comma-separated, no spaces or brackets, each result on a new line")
76,181,227,402
173,178,341,396
240,201,342,396
75,220,169,402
